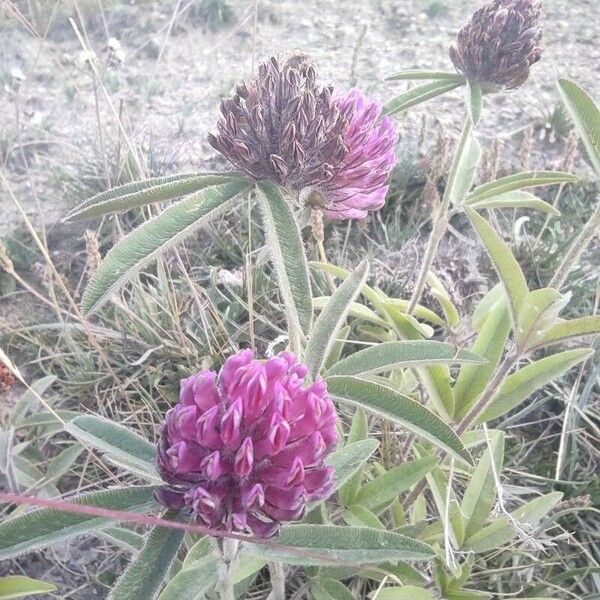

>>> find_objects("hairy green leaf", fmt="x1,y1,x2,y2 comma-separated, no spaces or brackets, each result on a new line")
245,525,434,565
464,492,562,552
256,182,313,337
65,416,158,480
454,301,510,421
306,261,369,379
326,340,485,378
532,315,600,350
355,457,436,513
313,578,356,600
461,431,505,539
326,376,472,466
467,208,528,328
385,70,465,82
0,486,158,560
65,172,245,221
558,79,600,177
466,171,579,203
109,515,185,600
384,80,464,115
477,348,593,423
0,576,56,599
468,190,560,215
82,180,250,313
157,554,219,600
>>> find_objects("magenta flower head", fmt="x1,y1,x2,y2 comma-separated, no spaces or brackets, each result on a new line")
156,349,338,538
208,53,397,220
450,0,544,90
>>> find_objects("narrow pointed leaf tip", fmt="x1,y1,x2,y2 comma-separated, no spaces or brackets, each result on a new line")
326,376,473,466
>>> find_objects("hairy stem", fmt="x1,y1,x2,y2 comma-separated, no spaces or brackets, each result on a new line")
217,538,240,600
267,561,286,600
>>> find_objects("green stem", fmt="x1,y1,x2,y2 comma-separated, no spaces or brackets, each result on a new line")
407,116,473,314
216,538,239,600
267,561,286,600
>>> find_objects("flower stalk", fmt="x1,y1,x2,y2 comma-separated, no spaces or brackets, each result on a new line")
407,116,473,314
217,538,240,600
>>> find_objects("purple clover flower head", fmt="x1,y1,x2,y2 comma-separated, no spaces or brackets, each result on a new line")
156,349,338,538
208,53,397,220
450,0,544,90
318,89,397,220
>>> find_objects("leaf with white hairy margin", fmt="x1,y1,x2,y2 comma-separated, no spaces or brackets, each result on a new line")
64,172,246,221
326,376,473,466
65,416,158,481
468,190,559,215
305,261,369,379
256,182,313,337
384,80,464,115
465,171,579,203
558,79,600,177
326,340,485,377
0,486,159,561
467,208,528,330
109,513,185,600
244,525,434,565
82,180,251,314
476,348,594,423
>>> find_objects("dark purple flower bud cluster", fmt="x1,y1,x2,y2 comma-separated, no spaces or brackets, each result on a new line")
156,350,338,538
208,53,397,219
450,0,544,90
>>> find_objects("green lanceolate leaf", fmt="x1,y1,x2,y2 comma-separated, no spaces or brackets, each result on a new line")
368,587,435,600
245,525,434,565
384,80,465,115
468,190,560,215
463,492,562,553
354,456,436,514
515,288,571,351
0,576,56,599
326,340,485,378
467,208,528,328
531,315,600,350
0,486,158,560
65,415,158,480
64,172,245,221
256,181,313,337
305,261,369,379
313,578,356,600
557,79,600,177
453,301,510,421
109,514,185,600
461,431,505,539
339,410,371,506
158,554,220,600
324,439,379,502
82,180,250,314
476,348,594,423
466,80,483,125
427,272,460,327
344,505,385,529
326,376,472,466
385,70,465,82
313,297,388,328
447,129,481,206
465,171,579,203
